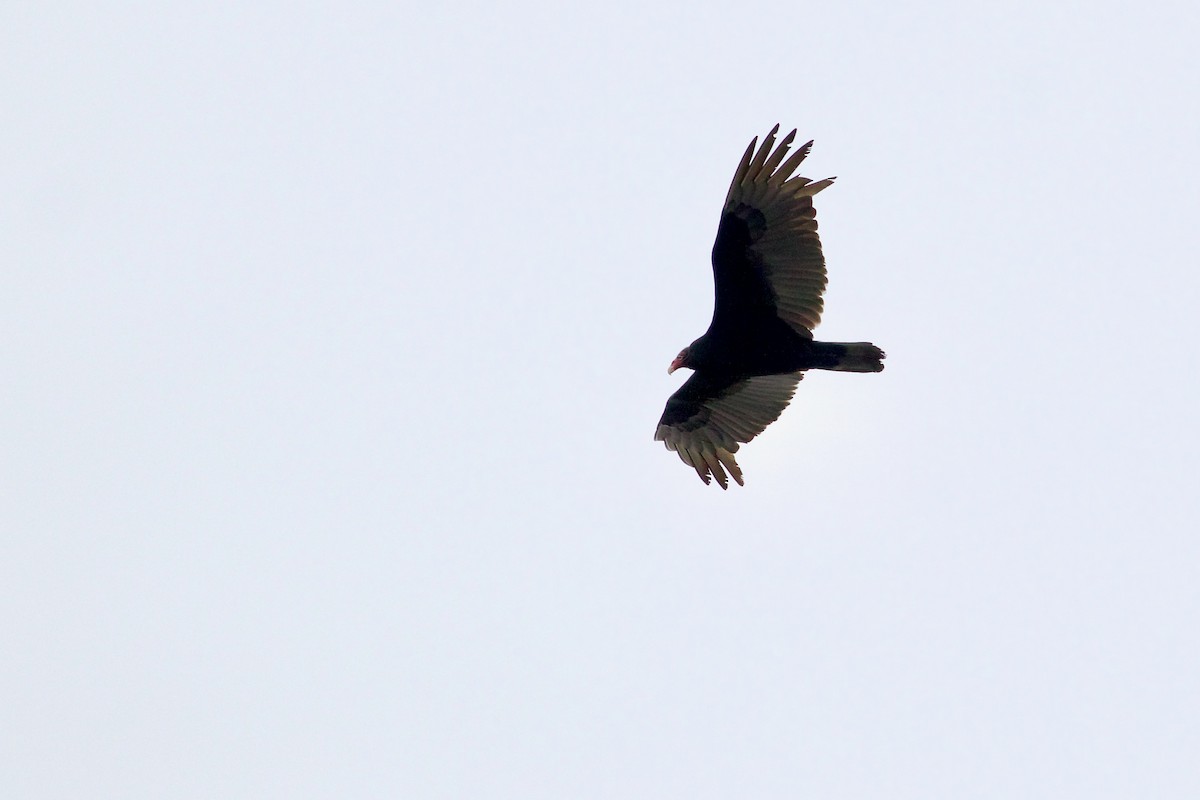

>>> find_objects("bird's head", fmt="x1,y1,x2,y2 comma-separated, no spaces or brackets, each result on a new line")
668,347,692,375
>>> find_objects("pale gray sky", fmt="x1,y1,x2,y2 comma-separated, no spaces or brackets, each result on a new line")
4,2,1199,797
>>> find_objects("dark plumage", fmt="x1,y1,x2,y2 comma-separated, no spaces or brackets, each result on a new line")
655,125,885,488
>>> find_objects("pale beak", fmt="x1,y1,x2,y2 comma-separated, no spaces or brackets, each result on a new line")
668,356,684,375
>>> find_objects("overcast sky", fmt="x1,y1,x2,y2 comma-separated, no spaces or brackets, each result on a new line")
4,2,1199,797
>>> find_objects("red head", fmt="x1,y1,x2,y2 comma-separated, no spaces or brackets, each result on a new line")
668,347,691,375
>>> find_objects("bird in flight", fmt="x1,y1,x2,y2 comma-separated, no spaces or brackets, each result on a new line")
655,125,885,488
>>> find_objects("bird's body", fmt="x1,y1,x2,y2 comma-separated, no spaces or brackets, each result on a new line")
655,126,885,488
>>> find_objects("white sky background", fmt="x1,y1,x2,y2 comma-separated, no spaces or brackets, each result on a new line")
3,1,1199,797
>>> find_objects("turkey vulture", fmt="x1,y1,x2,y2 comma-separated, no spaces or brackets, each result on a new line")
655,125,885,488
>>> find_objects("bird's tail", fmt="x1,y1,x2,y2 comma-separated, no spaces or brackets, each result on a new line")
813,342,886,373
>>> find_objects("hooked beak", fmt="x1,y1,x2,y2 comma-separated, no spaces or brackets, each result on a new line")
668,356,684,375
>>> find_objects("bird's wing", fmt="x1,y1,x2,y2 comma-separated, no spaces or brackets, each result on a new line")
655,371,803,488
710,125,833,338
